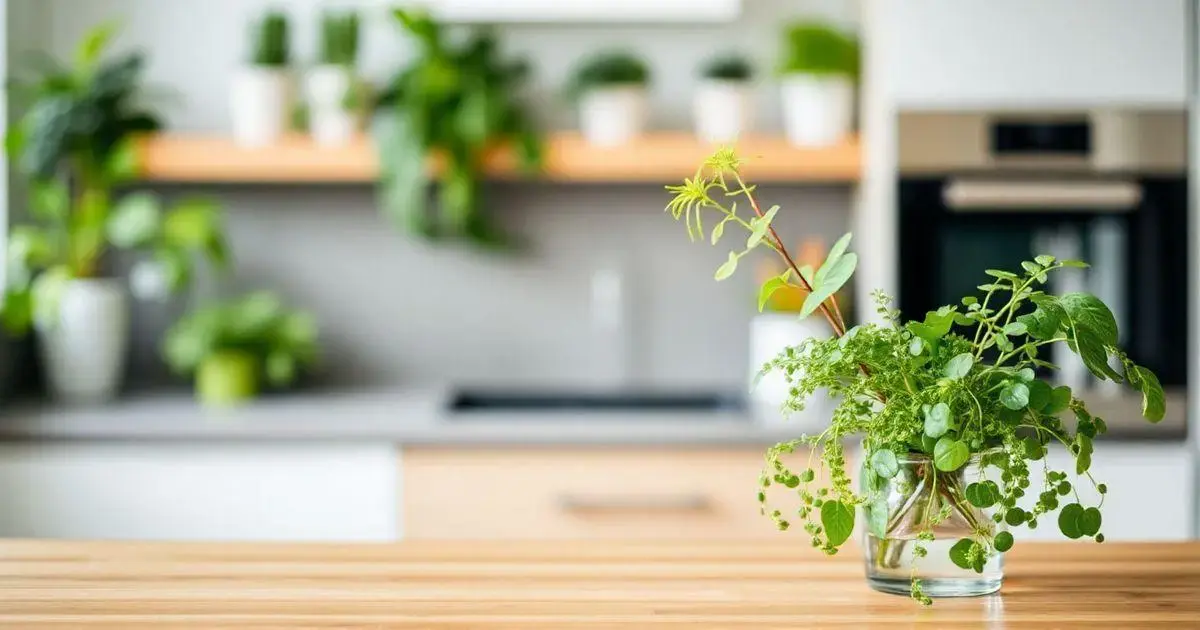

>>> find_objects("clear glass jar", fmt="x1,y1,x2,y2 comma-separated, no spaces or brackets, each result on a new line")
861,451,1004,598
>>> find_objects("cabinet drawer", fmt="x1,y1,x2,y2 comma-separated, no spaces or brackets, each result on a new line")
402,447,852,540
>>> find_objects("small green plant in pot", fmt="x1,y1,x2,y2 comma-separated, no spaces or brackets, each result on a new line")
4,23,228,403
375,9,541,246
306,10,364,147
567,51,651,147
231,10,292,147
665,148,1165,604
778,22,858,147
163,292,318,407
695,53,753,143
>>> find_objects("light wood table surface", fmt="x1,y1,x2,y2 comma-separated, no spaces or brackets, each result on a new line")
0,539,1197,628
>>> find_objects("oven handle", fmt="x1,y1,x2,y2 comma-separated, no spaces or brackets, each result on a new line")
942,178,1142,212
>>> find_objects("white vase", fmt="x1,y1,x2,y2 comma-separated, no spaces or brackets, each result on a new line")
693,80,752,143
749,313,832,427
780,74,853,147
36,279,129,404
230,66,292,148
579,85,648,147
305,65,359,147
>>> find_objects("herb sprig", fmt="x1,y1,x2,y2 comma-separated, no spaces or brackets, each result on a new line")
666,149,1165,605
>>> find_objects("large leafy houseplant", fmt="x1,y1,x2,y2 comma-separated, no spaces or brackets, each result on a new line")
162,292,318,407
375,9,541,246
666,149,1165,604
4,23,227,332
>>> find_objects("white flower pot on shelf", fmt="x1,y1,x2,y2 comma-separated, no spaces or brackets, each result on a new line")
749,313,832,428
579,85,648,147
305,65,359,147
230,66,292,148
693,80,752,144
780,74,853,147
36,278,129,404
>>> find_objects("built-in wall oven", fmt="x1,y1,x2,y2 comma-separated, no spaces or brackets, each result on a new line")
897,111,1188,416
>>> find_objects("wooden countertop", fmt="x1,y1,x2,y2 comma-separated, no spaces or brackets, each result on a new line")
1,540,1197,628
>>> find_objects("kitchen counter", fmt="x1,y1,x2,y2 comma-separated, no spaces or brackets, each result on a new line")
1,540,1197,627
0,385,1185,444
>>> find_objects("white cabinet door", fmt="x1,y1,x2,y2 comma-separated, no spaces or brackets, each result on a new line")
1014,443,1192,542
877,0,1188,107
0,443,397,541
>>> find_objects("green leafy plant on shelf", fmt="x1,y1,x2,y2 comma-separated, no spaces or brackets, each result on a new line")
700,53,753,82
318,11,359,67
375,9,541,246
163,292,318,407
3,22,228,332
779,22,859,77
565,51,651,100
665,148,1165,605
251,11,290,67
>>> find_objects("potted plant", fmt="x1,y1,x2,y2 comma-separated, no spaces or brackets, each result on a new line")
231,11,292,147
375,9,541,245
665,148,1165,604
162,292,318,407
567,51,651,147
306,10,362,147
694,53,753,143
3,24,229,404
778,23,858,147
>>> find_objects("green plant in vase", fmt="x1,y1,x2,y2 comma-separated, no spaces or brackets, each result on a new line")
4,22,228,403
665,148,1165,604
567,51,651,147
162,292,318,407
307,11,367,147
375,9,541,246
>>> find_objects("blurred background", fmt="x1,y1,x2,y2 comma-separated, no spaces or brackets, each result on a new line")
0,0,1193,544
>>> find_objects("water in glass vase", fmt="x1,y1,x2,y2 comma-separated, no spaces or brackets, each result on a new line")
861,451,1005,598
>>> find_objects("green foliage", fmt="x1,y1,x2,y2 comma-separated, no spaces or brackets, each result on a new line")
318,11,360,67
251,11,290,67
779,22,858,77
700,53,753,81
163,292,318,392
664,148,1168,605
566,51,650,100
375,9,541,245
2,24,226,334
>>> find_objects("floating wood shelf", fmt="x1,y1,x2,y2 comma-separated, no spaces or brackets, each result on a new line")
137,133,861,184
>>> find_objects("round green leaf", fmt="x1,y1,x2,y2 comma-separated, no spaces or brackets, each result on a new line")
1079,507,1102,537
1046,385,1073,414
1005,507,1026,527
1000,382,1031,410
820,500,855,547
107,192,163,248
865,498,888,539
1004,322,1029,337
933,437,969,472
924,402,951,438
993,531,1014,552
944,353,974,380
949,538,974,569
1058,503,1085,539
965,481,1000,508
870,449,900,479
1026,379,1052,412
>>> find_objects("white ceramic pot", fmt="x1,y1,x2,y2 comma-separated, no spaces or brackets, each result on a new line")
579,85,648,147
36,279,129,404
749,313,832,428
693,80,752,144
780,74,853,147
305,65,359,147
230,66,293,148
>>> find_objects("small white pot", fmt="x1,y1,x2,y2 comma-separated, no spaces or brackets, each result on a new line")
579,85,648,147
36,279,129,404
749,313,832,428
780,74,854,147
230,66,293,148
693,80,752,144
305,65,360,147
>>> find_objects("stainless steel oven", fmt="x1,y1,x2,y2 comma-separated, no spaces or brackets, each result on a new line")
897,111,1188,402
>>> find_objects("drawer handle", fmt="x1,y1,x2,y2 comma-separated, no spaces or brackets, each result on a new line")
557,494,712,513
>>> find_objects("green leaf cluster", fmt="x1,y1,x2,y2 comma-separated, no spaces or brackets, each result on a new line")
700,53,753,82
566,51,651,100
163,292,318,391
779,22,859,77
318,11,359,67
251,11,290,67
376,9,541,246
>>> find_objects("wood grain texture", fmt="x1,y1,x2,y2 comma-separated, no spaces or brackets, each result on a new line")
0,540,1197,628
136,133,861,183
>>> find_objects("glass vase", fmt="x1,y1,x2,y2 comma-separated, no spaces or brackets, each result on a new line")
861,451,1004,598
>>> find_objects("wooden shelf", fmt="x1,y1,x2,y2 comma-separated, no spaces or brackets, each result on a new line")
137,133,861,184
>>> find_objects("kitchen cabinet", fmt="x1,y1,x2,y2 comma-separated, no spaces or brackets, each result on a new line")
876,0,1188,107
1013,443,1193,542
0,443,397,541
401,447,852,539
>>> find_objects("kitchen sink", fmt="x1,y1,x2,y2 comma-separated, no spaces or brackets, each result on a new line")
447,390,745,415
